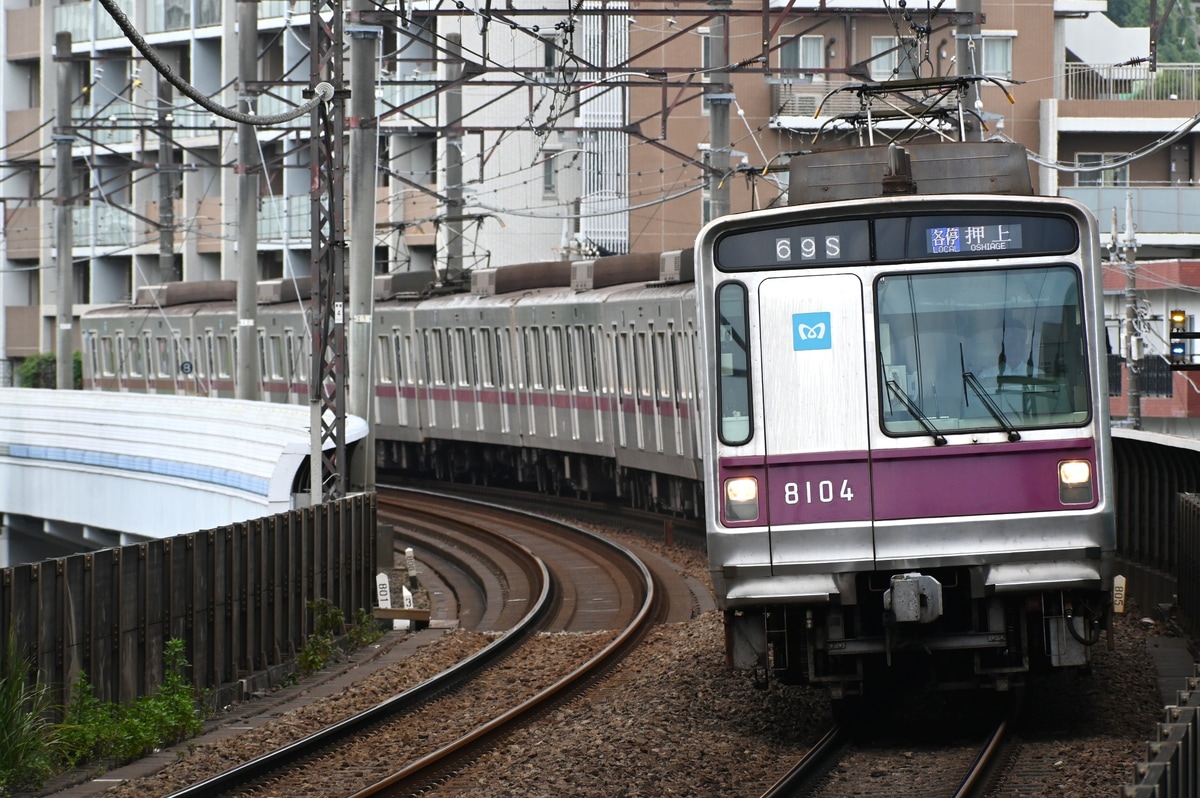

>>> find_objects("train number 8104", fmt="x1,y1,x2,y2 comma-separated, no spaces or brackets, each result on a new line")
783,480,855,505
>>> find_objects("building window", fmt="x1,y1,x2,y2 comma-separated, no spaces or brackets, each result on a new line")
542,152,558,197
982,36,1014,80
1076,153,1130,187
779,35,824,76
870,36,919,81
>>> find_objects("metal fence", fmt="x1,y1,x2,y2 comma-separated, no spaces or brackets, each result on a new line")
1122,671,1200,796
0,493,377,710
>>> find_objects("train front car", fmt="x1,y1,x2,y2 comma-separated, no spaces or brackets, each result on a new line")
695,192,1115,697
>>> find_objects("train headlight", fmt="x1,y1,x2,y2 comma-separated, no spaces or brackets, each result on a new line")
1058,460,1093,505
724,477,759,522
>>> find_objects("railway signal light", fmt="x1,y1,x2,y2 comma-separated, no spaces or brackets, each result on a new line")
1168,309,1200,368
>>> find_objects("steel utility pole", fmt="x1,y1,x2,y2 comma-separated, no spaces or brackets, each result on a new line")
445,33,464,281
348,0,378,493
55,32,75,391
309,0,348,503
236,0,261,400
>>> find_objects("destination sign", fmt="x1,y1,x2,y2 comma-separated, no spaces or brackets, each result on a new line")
714,212,1078,272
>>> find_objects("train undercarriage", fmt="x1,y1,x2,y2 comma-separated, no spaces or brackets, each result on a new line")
376,438,703,517
724,569,1112,697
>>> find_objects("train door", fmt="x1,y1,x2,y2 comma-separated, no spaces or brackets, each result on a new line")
651,328,668,454
754,273,875,570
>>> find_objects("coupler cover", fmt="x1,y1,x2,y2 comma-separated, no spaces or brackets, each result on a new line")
883,573,944,624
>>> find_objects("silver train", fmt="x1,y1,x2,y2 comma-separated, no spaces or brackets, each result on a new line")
81,143,1116,695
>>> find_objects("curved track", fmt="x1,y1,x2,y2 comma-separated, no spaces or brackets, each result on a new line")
161,488,659,798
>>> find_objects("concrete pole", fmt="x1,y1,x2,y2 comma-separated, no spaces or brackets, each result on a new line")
348,2,379,492
236,0,260,400
158,73,178,282
1122,193,1141,430
55,32,75,391
706,1,731,222
955,0,983,140
445,34,463,281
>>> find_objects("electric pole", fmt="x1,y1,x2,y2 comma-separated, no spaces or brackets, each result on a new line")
706,0,731,222
445,33,464,282
1115,195,1141,429
55,32,75,391
236,0,261,401
348,0,379,493
158,71,178,282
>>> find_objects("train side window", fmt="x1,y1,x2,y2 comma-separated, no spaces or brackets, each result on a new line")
177,337,194,377
100,336,116,377
615,331,632,396
478,329,494,388
377,335,394,383
400,334,414,385
636,332,651,397
115,332,128,376
155,336,173,378
269,335,285,381
257,332,268,382
655,330,671,400
85,334,99,381
496,329,510,389
717,282,753,445
128,335,144,377
548,326,566,391
525,327,545,389
571,325,589,392
428,329,445,385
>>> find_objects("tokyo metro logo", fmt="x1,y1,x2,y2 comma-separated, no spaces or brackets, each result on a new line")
792,312,831,351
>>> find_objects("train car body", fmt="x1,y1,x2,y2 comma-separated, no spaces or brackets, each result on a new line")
694,163,1115,694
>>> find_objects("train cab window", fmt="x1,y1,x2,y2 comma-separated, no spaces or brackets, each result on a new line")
717,282,753,445
876,265,1090,437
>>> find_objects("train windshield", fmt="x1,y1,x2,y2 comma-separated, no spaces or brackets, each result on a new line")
876,265,1090,436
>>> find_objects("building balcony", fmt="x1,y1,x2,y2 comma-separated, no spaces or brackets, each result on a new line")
401,188,437,247
71,204,134,249
5,108,44,160
6,6,40,61
5,305,40,358
4,206,41,260
1061,186,1200,239
259,195,311,243
54,1,121,43
1063,63,1200,102
768,78,860,120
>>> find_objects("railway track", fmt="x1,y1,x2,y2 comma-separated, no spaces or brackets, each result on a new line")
761,703,1014,797
160,488,661,797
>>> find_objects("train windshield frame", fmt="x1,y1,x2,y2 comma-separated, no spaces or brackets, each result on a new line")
875,264,1091,437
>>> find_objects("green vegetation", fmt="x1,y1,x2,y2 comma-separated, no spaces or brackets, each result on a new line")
0,632,57,795
0,637,203,794
15,352,83,390
297,600,384,675
1106,0,1200,63
59,639,203,767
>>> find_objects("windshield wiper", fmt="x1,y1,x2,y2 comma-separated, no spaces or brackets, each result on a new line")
885,379,947,446
962,371,1021,442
